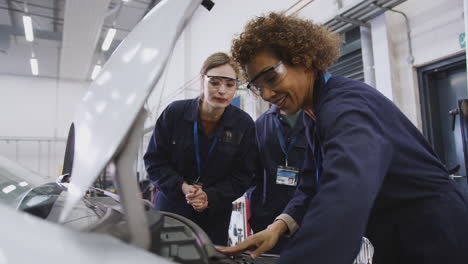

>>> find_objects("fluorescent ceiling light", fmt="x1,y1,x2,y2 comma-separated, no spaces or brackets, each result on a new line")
122,0,131,2
23,15,34,42
30,58,39,76
2,185,16,194
101,28,117,51
91,64,102,80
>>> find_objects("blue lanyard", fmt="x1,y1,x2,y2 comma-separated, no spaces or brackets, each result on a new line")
273,117,298,167
314,139,322,192
324,72,331,84
193,121,222,183
306,122,322,192
313,72,331,192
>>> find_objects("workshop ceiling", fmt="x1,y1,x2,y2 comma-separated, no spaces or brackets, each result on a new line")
0,0,159,80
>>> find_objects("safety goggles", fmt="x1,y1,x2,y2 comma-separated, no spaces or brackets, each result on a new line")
204,75,239,92
246,61,287,96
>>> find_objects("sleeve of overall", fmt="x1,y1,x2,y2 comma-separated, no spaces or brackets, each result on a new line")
281,146,316,229
279,94,394,264
204,121,257,210
143,105,185,200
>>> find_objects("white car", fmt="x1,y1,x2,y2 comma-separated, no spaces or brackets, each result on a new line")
0,153,248,264
0,155,173,264
0,0,275,263
0,0,369,263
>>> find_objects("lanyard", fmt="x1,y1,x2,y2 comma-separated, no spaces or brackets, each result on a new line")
324,72,331,84
312,72,331,192
314,138,322,192
305,121,322,192
193,121,222,183
273,117,298,167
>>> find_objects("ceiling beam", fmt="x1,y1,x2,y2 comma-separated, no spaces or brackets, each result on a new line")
53,0,60,32
0,6,63,21
0,24,61,41
52,20,131,33
10,0,57,11
4,0,17,28
133,0,152,4
4,0,18,43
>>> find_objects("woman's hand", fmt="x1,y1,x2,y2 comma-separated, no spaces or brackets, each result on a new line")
181,182,197,195
185,185,208,212
191,199,208,212
217,220,288,259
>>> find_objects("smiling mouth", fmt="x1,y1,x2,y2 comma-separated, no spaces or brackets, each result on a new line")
274,95,288,108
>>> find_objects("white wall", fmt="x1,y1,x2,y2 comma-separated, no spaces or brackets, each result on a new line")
297,0,465,131
301,0,465,130
384,0,465,128
371,14,397,101
0,74,88,178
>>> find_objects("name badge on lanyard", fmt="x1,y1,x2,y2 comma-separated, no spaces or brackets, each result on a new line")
276,165,299,186
273,117,300,186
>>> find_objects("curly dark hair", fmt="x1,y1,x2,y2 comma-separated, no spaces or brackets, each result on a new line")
231,13,342,78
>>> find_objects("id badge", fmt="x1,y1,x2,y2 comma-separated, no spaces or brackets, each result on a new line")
276,166,299,186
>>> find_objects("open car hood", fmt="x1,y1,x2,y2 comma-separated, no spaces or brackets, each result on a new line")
60,0,207,222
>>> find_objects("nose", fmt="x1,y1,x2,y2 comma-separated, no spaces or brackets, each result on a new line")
218,84,228,94
261,87,276,102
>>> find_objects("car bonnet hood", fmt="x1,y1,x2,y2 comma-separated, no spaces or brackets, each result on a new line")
60,0,206,221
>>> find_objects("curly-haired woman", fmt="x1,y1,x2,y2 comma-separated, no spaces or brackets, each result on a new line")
219,13,468,264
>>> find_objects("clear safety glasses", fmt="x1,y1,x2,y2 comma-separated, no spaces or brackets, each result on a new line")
246,61,287,96
204,75,239,92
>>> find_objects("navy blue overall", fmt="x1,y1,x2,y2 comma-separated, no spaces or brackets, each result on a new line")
250,105,313,253
144,98,257,245
279,73,468,264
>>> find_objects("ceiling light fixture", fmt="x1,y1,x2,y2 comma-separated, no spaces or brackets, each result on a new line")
30,58,39,76
23,15,34,42
2,185,16,194
101,28,117,51
91,64,102,80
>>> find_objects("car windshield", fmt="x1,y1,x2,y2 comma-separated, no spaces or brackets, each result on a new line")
0,156,49,209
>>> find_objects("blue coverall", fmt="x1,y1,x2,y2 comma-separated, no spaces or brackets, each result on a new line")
250,105,313,253
279,73,468,264
144,98,257,245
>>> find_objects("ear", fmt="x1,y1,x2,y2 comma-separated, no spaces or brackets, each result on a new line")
200,74,204,84
200,74,205,90
200,75,207,98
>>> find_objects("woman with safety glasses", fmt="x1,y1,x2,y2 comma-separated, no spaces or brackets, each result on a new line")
144,52,257,245
219,13,468,263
